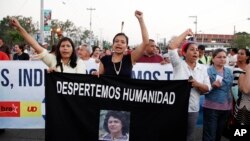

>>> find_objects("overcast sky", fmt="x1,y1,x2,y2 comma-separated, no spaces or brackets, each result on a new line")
1,0,250,45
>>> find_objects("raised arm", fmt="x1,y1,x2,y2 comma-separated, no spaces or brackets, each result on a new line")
169,29,193,50
10,18,44,54
239,64,250,94
131,10,149,64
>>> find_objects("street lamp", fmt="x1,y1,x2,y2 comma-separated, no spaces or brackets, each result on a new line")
121,21,124,33
50,27,62,45
87,7,96,47
56,28,63,40
40,0,44,44
26,18,32,33
189,16,197,36
198,30,204,44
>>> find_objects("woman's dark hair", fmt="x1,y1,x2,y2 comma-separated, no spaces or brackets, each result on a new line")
55,37,77,72
238,48,250,64
112,33,129,45
49,44,57,54
210,48,227,65
231,48,238,54
90,46,100,57
18,44,26,52
103,110,129,135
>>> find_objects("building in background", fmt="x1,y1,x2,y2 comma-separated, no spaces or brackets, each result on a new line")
195,33,235,52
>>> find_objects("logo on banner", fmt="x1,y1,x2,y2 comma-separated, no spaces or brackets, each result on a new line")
0,102,20,117
21,102,42,117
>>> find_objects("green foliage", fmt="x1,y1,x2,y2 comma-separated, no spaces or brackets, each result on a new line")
102,40,111,49
0,15,37,46
1,15,110,48
8,30,24,44
50,19,91,46
232,32,250,49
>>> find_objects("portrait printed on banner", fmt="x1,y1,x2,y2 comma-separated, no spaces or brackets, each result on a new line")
99,110,130,141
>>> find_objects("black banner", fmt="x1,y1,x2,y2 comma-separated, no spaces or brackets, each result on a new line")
45,73,191,141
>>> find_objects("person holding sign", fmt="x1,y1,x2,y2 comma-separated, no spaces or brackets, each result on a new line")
97,10,149,78
203,48,233,141
10,18,86,74
168,29,211,141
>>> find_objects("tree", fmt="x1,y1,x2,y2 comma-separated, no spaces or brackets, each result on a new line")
0,16,110,49
49,19,91,46
102,40,111,49
0,16,37,46
232,32,250,49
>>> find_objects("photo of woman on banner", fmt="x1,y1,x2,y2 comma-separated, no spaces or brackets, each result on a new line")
99,110,130,141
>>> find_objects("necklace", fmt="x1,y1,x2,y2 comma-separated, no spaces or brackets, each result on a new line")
113,60,122,75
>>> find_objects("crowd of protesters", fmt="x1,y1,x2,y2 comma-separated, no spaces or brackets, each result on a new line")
1,10,250,141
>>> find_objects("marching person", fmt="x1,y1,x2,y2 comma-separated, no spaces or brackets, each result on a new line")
203,48,234,141
97,10,149,78
168,29,211,141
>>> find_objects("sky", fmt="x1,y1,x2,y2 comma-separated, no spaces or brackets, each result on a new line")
1,0,250,45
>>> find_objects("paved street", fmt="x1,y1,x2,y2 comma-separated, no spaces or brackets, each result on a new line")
0,127,229,141
0,129,44,141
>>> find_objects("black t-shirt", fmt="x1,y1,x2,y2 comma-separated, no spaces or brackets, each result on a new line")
13,53,30,60
101,54,132,78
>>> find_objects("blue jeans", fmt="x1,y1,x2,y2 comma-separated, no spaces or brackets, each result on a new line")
202,107,230,141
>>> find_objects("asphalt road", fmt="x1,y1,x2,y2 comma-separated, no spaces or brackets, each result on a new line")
0,127,229,141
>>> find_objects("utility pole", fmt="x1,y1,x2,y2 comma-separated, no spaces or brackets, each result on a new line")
189,16,197,36
121,21,124,33
233,25,236,35
87,7,96,47
40,0,44,43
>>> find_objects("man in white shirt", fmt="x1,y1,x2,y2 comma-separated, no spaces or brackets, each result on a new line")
227,48,238,67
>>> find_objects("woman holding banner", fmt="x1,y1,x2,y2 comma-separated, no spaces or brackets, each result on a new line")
10,18,86,74
168,29,211,141
97,10,149,78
